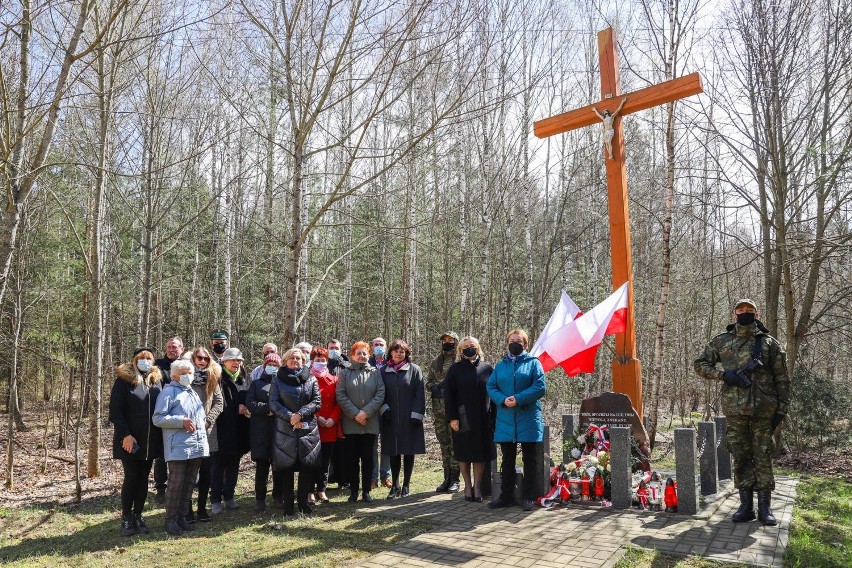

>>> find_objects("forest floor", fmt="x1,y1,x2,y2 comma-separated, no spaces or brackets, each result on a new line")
1,408,849,567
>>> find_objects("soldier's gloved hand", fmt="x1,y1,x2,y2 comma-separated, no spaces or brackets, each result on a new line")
410,417,423,428
722,370,750,387
429,383,443,398
381,410,392,425
771,412,784,431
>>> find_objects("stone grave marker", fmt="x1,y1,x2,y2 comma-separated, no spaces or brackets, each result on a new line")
578,391,651,469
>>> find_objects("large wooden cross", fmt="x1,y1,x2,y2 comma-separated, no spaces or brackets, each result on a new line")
533,28,703,416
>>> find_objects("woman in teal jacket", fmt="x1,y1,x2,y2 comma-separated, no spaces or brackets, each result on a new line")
486,328,546,511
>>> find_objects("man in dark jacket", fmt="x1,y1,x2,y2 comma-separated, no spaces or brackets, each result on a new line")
152,337,183,502
326,339,349,375
694,299,790,526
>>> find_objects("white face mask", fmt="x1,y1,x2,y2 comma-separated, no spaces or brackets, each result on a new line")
178,373,193,387
137,359,152,372
264,366,279,376
328,349,341,360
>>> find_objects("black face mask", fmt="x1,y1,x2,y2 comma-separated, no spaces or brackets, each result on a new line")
462,347,477,358
736,312,756,326
212,343,227,354
508,342,524,356
442,342,456,352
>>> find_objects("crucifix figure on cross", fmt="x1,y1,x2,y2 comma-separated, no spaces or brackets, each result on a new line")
593,97,627,159
533,27,703,416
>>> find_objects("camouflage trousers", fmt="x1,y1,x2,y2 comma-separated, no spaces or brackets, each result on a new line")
725,414,776,491
431,396,458,471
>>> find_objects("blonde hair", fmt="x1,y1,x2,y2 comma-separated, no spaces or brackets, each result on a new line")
506,328,529,347
282,347,305,365
456,336,484,362
192,347,221,399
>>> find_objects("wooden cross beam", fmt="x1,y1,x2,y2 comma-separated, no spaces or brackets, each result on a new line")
533,27,703,416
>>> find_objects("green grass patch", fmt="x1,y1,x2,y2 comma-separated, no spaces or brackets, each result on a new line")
0,462,444,567
615,547,750,568
785,475,852,568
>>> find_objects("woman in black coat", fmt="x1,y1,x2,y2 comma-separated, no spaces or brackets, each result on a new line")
108,347,164,536
210,348,252,515
443,336,496,502
269,348,321,515
378,339,426,499
245,352,286,511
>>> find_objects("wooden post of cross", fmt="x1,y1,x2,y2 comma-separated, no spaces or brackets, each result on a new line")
533,28,703,417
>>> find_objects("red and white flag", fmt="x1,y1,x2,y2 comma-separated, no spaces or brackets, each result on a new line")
530,283,629,376
530,290,582,372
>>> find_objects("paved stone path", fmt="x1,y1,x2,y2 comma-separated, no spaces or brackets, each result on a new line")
350,476,797,568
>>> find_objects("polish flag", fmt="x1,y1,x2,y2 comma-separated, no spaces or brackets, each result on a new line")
531,283,629,376
530,290,582,372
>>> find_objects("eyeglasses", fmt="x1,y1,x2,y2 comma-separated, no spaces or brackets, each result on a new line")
196,356,210,362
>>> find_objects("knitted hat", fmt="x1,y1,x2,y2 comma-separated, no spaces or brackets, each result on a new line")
263,353,282,367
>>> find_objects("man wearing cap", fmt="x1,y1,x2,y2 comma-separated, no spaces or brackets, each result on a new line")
428,332,460,493
152,336,184,503
210,330,229,363
694,299,790,526
210,347,252,514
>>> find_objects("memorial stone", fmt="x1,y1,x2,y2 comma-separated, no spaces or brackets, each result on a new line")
610,426,632,509
674,428,698,515
562,414,577,462
578,392,651,469
698,421,718,495
714,416,732,480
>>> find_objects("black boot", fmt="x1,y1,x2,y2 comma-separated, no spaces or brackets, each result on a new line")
732,489,756,522
121,515,137,537
135,514,149,534
757,491,777,526
446,468,460,493
435,467,451,492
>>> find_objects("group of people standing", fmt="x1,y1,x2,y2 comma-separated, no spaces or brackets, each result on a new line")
109,327,551,536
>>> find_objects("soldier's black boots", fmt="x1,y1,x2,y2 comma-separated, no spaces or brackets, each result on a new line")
732,489,756,522
757,491,778,526
447,468,460,493
436,467,451,492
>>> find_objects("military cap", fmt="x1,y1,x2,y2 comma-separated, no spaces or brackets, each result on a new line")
440,331,460,342
210,329,229,340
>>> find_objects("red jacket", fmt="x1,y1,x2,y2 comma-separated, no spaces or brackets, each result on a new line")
314,369,342,442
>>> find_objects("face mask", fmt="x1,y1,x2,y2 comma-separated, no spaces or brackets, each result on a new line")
264,366,279,376
328,349,341,360
312,361,328,372
137,359,152,372
212,343,226,354
462,347,477,358
508,342,524,357
304,358,311,368
443,342,457,352
373,346,385,357
178,373,193,387
736,312,756,326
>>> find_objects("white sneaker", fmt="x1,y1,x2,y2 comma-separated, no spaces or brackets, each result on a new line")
211,502,224,515
224,499,240,510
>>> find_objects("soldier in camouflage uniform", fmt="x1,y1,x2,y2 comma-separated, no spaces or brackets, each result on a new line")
427,332,460,492
694,299,790,526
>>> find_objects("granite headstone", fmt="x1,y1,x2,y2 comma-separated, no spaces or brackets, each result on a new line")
578,392,651,469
